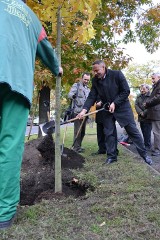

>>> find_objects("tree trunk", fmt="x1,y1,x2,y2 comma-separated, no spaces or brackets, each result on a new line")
54,7,62,193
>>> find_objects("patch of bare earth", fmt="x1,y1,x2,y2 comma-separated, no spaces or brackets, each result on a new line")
20,135,86,205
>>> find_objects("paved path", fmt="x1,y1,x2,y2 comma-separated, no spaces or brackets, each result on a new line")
116,123,160,174
122,142,160,173
25,125,38,136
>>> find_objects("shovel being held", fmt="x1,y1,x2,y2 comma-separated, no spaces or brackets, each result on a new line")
42,102,110,134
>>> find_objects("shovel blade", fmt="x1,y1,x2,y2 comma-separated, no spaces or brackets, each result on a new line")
60,144,67,157
42,120,55,134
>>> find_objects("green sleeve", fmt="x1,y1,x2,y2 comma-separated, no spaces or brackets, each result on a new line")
36,38,59,76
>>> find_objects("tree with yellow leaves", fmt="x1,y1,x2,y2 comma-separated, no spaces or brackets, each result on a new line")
27,0,102,193
27,0,160,193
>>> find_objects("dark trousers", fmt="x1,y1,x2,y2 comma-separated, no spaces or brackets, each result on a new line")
140,122,152,148
73,113,87,150
103,114,118,159
103,114,147,160
96,122,106,152
124,122,147,158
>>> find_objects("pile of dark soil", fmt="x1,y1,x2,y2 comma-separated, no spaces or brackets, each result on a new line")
20,135,86,206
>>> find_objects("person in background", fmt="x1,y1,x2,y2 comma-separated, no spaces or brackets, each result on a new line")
118,128,133,145
68,72,90,153
77,60,152,165
135,84,152,151
144,73,160,156
0,0,63,229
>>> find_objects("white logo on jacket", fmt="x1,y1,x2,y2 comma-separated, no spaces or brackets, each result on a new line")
2,0,32,27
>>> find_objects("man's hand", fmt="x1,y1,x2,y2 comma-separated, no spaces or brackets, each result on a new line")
109,102,115,113
96,101,102,108
143,102,147,108
77,109,87,119
140,112,144,117
58,66,63,76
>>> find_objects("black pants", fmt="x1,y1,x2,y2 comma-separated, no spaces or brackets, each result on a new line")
140,122,152,148
73,113,87,150
103,114,147,160
103,114,118,159
124,122,147,158
96,122,106,152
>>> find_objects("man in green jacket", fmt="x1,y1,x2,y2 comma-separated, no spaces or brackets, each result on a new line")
0,0,63,229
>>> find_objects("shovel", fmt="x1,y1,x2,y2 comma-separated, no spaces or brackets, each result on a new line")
42,102,110,134
71,116,86,149
61,115,69,156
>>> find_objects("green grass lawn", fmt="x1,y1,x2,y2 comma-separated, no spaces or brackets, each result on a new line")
1,123,160,239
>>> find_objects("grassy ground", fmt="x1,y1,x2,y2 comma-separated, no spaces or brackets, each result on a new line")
1,123,160,239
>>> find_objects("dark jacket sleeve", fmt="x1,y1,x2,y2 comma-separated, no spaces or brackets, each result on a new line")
135,95,148,119
83,80,98,111
96,95,101,103
36,28,59,76
135,95,142,114
113,71,130,107
145,85,160,108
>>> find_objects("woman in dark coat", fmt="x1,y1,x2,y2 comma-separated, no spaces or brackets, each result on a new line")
135,84,152,150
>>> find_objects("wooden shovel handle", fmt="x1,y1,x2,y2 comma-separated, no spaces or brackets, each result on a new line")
63,108,104,125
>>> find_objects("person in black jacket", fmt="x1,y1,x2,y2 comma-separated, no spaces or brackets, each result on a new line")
77,60,152,165
144,72,160,156
135,84,152,151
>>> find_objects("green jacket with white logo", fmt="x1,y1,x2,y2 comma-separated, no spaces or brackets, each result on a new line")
0,0,59,105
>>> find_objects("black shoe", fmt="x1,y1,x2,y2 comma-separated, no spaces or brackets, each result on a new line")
0,217,14,229
76,148,85,153
91,150,106,156
80,147,85,151
151,151,160,156
116,149,119,156
72,147,85,153
144,156,152,165
105,158,117,164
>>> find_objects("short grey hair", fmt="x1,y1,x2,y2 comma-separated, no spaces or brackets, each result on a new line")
152,72,160,77
140,84,150,90
92,60,105,66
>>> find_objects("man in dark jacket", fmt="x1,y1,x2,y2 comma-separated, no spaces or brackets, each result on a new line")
135,84,152,150
144,73,160,156
77,60,152,165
